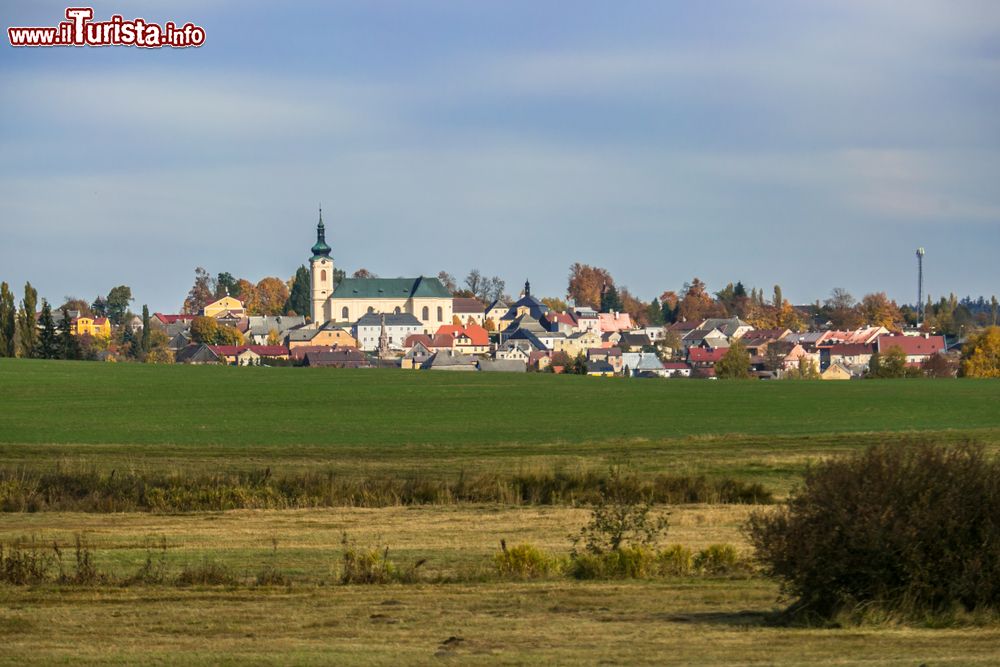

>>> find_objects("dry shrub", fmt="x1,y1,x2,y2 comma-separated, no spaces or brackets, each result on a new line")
747,442,1000,620
493,540,562,579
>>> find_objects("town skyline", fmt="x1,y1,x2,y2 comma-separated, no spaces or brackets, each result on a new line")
3,1,999,311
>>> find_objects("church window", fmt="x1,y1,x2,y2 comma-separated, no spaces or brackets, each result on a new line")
341,307,349,319
437,307,443,322
321,269,327,282
422,306,429,320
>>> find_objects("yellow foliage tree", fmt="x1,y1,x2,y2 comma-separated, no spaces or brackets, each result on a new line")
961,327,1000,378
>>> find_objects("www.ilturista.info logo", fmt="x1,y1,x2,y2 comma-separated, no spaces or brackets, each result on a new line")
8,7,205,48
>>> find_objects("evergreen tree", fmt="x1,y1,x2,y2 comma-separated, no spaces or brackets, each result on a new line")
17,282,38,358
38,300,60,359
285,265,311,317
91,295,108,318
141,304,151,354
0,281,15,357
734,281,747,299
60,307,79,360
600,283,622,312
647,298,665,326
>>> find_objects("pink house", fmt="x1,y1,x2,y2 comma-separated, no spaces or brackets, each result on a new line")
598,311,633,333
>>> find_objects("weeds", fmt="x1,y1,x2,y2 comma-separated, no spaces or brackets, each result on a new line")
493,539,563,579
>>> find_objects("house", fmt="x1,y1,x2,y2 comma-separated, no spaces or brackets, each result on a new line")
153,313,196,327
484,299,509,331
236,348,261,366
683,327,729,350
246,315,307,345
598,311,633,333
661,361,692,378
478,358,527,373
700,317,754,340
782,344,820,373
824,344,874,371
175,344,221,365
202,295,246,319
821,362,853,380
528,349,553,371
425,349,479,371
738,329,791,355
401,341,434,369
622,352,666,377
571,307,601,334
876,333,946,364
303,348,370,368
73,316,112,338
618,332,653,351
585,360,615,376
287,325,357,350
452,298,486,327
495,339,535,362
563,330,603,357
166,330,192,351
542,312,577,335
587,347,623,374
434,323,490,355
353,313,423,352
688,347,727,369
207,345,289,365
817,327,890,348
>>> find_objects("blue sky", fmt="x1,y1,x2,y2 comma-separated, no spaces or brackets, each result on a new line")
2,1,998,312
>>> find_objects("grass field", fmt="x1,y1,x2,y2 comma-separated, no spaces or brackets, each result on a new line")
2,359,1000,664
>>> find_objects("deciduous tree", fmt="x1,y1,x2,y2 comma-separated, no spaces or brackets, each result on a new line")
960,326,1000,378
105,285,133,325
437,271,457,293
17,281,38,358
859,292,903,330
0,282,15,357
567,263,614,310
678,278,715,322
183,267,214,314
715,340,751,379
352,268,377,279
250,277,290,316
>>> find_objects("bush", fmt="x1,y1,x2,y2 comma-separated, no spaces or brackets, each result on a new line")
493,540,561,579
574,468,669,556
175,559,237,586
0,538,53,585
339,533,425,585
569,546,657,580
746,442,1000,620
693,544,744,575
656,544,693,576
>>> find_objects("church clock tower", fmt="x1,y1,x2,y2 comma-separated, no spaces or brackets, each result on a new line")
309,206,334,325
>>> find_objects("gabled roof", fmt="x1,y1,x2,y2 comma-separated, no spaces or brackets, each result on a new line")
404,333,433,349
207,345,288,357
688,347,727,363
588,347,622,357
452,297,485,314
661,361,691,370
478,359,527,372
155,313,196,325
586,360,615,373
598,312,633,332
247,315,307,336
623,352,665,371
876,334,945,356
175,344,220,364
332,276,451,300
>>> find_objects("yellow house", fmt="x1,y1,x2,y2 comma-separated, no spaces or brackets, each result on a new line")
821,362,853,380
288,327,357,350
563,330,603,358
73,316,111,338
202,296,246,319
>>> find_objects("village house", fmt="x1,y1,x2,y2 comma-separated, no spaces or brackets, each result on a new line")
598,311,633,333
876,333,946,365
661,361,692,378
354,313,423,352
287,325,357,350
246,315,307,345
821,361,853,380
587,347,623,374
73,316,112,338
452,298,486,327
202,295,246,319
622,352,666,377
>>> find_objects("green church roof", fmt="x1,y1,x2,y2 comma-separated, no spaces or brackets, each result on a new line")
331,276,451,300
311,207,332,260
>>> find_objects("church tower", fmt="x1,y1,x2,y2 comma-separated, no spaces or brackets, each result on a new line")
310,206,333,325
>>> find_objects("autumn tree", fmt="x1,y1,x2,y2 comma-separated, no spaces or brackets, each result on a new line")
352,268,377,279
464,269,483,297
183,267,214,314
0,282,15,357
249,277,289,316
825,288,862,329
785,356,820,380
659,291,679,323
567,263,614,310
678,278,715,322
58,297,92,317
868,346,908,378
266,329,282,346
190,316,220,344
437,271,458,294
859,292,903,330
144,329,173,364
960,327,1000,378
17,281,38,358
541,297,568,312
285,265,311,318
715,340,751,379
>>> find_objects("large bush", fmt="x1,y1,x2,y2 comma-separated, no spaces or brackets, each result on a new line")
746,443,1000,619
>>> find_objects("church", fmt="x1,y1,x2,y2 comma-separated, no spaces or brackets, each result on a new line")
308,209,453,333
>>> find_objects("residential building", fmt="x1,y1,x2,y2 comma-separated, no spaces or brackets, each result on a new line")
354,313,423,352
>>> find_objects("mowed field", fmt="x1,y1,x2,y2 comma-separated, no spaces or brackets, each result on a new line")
2,359,1000,665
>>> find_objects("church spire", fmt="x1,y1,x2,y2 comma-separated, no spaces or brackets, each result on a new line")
311,204,331,260
524,279,531,297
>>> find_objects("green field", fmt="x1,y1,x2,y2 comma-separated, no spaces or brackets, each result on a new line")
2,359,999,489
2,359,1000,664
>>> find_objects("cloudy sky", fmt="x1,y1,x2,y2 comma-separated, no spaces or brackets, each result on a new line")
2,1,998,312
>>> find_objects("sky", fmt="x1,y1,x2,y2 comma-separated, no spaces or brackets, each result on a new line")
2,0,999,312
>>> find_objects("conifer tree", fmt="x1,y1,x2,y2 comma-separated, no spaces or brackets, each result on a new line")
60,307,79,360
16,282,38,358
38,300,59,359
